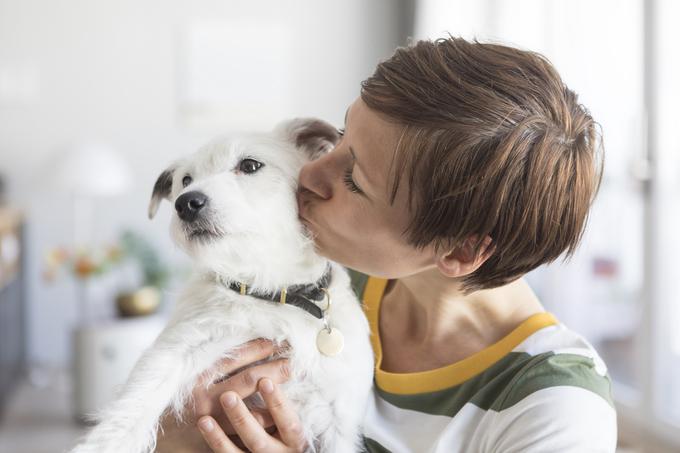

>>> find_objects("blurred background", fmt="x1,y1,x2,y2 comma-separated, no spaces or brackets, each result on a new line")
0,0,677,452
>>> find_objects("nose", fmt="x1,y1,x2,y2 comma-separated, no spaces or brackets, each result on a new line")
298,151,340,201
175,191,208,222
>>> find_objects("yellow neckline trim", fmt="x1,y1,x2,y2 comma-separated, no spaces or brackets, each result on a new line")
362,276,559,395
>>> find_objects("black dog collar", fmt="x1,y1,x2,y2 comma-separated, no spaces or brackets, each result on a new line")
217,263,332,320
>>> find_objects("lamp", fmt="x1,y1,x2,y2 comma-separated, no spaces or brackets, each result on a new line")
49,143,132,322
52,144,132,246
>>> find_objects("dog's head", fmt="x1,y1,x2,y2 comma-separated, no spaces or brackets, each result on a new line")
148,118,339,285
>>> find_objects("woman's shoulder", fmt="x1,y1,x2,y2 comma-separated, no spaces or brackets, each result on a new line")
496,320,614,409
453,322,616,451
478,321,617,450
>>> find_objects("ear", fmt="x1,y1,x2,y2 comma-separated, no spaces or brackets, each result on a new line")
275,118,341,160
148,167,175,219
435,235,495,278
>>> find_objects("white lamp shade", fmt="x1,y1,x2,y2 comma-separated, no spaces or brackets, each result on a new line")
52,144,132,197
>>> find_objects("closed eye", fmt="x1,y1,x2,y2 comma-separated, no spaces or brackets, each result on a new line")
343,168,362,194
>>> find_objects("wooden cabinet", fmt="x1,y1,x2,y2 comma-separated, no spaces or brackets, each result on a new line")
0,207,24,414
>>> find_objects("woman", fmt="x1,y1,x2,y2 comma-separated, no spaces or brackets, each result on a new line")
156,37,616,452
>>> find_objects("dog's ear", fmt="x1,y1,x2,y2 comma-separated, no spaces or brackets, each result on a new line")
148,167,175,219
276,118,341,160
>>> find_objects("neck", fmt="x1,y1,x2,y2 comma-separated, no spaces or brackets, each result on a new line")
215,261,332,320
383,267,544,350
201,244,329,292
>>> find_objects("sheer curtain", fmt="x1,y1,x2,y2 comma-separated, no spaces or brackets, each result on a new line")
649,0,680,434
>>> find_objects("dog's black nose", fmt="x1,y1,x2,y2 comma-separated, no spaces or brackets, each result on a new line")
175,191,208,222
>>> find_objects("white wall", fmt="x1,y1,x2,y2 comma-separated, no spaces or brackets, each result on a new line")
0,0,406,365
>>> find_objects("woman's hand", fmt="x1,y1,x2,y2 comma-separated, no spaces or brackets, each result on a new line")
197,377,308,453
155,338,297,453
190,338,292,433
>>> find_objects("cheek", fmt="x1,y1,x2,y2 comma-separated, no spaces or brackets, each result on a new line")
320,209,395,260
340,213,427,276
305,203,361,252
326,203,373,238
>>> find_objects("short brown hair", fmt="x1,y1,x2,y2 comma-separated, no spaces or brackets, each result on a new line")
361,37,604,293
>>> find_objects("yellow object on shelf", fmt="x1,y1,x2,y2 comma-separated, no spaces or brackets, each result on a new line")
115,286,161,317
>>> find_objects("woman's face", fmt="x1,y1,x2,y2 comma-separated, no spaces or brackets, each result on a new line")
297,97,436,279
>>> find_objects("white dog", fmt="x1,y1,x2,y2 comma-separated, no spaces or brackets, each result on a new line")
70,119,374,453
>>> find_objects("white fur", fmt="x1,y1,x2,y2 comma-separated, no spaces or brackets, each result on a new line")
69,119,374,453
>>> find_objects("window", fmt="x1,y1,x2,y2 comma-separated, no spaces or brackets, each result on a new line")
415,0,679,447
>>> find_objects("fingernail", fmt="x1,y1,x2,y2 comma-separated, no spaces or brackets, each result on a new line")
222,392,238,408
198,417,214,432
260,378,274,394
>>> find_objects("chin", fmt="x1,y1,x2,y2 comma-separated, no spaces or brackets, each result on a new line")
171,223,222,259
312,241,345,267
300,224,343,266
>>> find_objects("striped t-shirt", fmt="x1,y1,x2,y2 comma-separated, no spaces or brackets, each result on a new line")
347,270,617,453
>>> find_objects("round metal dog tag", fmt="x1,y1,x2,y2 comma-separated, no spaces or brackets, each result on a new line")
316,327,344,356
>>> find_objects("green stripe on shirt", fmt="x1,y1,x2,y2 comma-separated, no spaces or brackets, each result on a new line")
375,351,613,417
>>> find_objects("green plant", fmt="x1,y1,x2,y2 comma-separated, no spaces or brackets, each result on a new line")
119,230,170,289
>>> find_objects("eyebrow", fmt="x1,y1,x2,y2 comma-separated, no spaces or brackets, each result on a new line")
349,146,364,173
344,107,362,172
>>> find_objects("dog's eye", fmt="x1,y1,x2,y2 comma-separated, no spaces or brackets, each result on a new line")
182,175,193,187
239,159,264,174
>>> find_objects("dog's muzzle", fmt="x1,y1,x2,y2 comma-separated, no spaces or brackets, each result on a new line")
175,191,208,223
175,191,224,241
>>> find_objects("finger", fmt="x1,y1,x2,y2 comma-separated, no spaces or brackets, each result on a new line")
274,340,291,355
209,358,291,401
213,338,279,377
252,409,275,428
195,339,277,390
197,415,243,453
259,378,307,451
220,391,276,453
195,385,278,435
207,410,271,439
